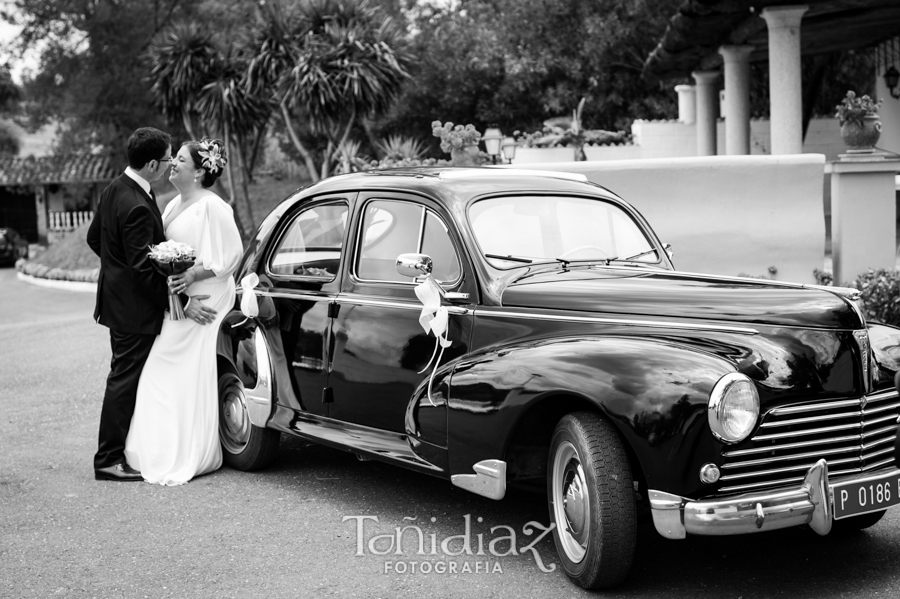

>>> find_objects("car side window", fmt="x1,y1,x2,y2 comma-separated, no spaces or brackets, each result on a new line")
268,202,348,279
356,200,462,284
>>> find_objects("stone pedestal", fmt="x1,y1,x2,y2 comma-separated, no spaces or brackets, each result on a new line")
675,84,696,124
828,154,900,284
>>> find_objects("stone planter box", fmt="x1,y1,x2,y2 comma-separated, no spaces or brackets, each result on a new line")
512,147,577,164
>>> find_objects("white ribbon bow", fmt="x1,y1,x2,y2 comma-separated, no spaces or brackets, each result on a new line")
415,276,452,405
231,273,260,327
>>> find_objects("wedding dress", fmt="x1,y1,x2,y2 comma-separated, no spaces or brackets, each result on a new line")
125,193,243,485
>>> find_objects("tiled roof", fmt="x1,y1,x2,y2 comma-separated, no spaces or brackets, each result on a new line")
0,154,116,186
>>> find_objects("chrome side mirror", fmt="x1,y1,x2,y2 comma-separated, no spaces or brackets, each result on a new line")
396,253,433,278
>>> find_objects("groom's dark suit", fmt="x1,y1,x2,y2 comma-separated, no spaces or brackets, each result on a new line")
87,174,169,470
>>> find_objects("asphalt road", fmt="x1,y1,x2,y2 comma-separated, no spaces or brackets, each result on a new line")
2,266,900,599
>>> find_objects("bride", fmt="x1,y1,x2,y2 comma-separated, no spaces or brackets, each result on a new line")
125,138,243,485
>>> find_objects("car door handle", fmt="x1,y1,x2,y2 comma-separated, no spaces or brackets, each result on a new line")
446,306,471,315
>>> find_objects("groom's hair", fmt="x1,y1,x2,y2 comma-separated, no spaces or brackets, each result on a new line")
127,128,172,170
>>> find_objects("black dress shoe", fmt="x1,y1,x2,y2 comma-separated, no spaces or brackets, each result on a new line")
94,463,143,482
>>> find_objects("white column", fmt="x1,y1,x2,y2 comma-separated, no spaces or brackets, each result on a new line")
675,84,696,124
692,71,720,156
718,45,754,155
761,6,808,155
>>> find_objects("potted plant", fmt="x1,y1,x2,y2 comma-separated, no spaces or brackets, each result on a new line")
835,91,883,151
431,121,485,166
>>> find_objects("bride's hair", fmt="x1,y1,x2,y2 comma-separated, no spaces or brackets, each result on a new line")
183,138,227,188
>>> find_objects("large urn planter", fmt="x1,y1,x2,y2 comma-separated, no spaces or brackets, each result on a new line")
512,147,577,164
450,144,481,166
840,114,882,151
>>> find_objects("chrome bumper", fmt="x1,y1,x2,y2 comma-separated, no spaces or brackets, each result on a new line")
649,459,900,539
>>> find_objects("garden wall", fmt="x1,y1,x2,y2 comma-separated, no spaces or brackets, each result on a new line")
508,154,827,284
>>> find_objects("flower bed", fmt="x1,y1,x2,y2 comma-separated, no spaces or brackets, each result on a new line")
16,258,100,283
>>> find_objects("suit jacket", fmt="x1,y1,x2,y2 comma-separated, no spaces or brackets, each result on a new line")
87,174,169,335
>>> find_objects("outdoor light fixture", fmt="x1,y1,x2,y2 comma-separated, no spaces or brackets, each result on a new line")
501,136,517,163
884,65,900,99
482,127,503,163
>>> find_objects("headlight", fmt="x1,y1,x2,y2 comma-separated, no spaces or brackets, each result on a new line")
708,373,759,444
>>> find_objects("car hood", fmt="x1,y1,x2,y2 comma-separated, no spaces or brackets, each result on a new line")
500,267,862,330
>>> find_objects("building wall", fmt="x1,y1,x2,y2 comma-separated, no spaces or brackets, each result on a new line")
501,154,827,284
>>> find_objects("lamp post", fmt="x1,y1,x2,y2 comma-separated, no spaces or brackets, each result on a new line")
884,66,900,99
482,127,503,164
501,137,517,164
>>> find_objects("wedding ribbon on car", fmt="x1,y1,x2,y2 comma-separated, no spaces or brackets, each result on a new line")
231,273,260,327
415,276,453,406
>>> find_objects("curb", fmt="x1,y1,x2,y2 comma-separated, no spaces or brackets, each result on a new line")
16,271,97,293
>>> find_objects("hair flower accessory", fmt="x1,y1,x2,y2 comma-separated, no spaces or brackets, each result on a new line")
198,139,227,173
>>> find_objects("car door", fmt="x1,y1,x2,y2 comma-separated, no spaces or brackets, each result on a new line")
258,195,354,417
326,192,476,446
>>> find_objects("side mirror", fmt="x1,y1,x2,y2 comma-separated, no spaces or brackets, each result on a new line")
396,253,433,278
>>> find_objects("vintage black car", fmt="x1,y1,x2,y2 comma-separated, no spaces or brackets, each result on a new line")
0,227,29,266
216,167,900,589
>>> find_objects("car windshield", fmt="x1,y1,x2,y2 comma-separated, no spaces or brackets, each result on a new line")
469,195,658,268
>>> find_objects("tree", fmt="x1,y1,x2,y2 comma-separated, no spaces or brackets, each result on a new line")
146,21,218,141
245,0,413,182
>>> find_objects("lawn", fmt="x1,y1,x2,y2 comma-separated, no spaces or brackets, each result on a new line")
30,174,309,271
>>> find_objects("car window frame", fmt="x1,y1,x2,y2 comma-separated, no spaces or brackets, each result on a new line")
351,196,464,288
466,191,669,271
264,197,352,283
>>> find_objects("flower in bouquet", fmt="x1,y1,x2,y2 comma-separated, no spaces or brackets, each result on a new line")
148,240,196,320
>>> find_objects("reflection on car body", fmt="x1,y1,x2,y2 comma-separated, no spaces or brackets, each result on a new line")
215,167,900,589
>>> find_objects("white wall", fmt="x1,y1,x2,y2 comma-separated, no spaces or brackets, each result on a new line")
506,154,827,283
875,76,900,157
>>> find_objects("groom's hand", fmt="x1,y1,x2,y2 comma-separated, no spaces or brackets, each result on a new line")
185,295,218,325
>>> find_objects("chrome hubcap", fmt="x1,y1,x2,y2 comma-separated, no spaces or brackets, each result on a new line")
552,441,589,562
219,374,250,454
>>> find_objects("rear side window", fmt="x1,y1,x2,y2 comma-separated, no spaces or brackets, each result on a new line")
356,200,461,284
268,202,348,279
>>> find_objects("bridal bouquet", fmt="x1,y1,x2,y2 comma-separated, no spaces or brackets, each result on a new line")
148,240,196,320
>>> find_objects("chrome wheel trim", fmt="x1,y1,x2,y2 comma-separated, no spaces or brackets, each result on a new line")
552,441,589,563
219,373,251,454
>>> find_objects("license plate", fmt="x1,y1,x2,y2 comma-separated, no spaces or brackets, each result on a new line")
832,471,900,519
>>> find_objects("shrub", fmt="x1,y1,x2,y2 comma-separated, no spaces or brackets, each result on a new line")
848,268,900,326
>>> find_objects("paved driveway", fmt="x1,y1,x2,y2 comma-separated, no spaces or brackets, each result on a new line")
2,267,900,598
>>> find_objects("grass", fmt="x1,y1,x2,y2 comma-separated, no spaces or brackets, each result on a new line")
29,174,309,271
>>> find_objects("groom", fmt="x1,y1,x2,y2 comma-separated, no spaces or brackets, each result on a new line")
87,127,216,481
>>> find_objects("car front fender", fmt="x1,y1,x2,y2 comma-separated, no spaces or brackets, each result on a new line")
446,335,738,498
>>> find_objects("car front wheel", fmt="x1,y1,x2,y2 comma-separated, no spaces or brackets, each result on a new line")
218,371,280,471
548,412,636,589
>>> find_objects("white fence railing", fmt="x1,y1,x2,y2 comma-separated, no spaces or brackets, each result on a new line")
49,211,93,232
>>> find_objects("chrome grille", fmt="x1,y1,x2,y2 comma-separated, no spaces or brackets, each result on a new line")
719,389,900,494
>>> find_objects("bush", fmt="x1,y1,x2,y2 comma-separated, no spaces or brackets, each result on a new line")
849,268,900,326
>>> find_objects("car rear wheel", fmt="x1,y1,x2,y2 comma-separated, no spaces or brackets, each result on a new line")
548,412,636,589
830,510,887,534
218,371,279,471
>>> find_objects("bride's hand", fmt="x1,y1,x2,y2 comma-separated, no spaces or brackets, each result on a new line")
168,269,196,293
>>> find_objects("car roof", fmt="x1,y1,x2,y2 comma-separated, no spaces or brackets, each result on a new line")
297,166,620,207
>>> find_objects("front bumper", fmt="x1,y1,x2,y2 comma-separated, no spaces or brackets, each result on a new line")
649,459,900,539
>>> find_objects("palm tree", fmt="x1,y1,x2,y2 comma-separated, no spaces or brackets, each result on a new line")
146,21,217,139
196,47,271,236
246,0,413,182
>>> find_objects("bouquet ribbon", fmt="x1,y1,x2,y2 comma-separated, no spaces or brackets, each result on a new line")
415,277,452,406
232,273,260,327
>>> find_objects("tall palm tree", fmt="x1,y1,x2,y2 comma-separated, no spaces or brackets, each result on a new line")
146,21,217,139
246,0,413,182
195,48,271,236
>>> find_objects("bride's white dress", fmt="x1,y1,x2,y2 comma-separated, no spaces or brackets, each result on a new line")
125,193,243,485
